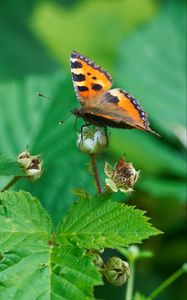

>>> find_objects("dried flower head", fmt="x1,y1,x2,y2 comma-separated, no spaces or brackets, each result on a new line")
17,149,43,180
104,157,140,193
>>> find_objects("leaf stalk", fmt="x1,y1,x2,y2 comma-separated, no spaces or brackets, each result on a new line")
1,176,21,192
148,264,187,299
125,259,135,300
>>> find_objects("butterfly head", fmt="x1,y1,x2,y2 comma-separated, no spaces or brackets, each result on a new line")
71,108,83,117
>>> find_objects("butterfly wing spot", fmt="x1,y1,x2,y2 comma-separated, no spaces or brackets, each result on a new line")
71,61,83,69
70,52,159,136
70,51,112,102
104,92,119,104
77,86,89,92
71,51,113,82
72,73,85,82
92,83,103,90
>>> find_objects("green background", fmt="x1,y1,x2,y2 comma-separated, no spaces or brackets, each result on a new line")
0,0,186,299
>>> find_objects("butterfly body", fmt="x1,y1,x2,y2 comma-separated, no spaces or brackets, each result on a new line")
72,108,131,129
70,51,159,136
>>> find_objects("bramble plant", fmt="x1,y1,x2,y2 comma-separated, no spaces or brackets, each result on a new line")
0,126,186,300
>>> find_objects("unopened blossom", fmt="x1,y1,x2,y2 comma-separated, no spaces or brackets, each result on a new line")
104,257,130,286
76,126,107,154
104,157,140,193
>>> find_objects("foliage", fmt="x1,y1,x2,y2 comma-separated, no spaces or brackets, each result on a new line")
0,73,99,224
0,191,101,299
58,194,160,249
0,191,159,299
111,1,186,200
0,0,186,299
0,154,23,176
30,0,157,71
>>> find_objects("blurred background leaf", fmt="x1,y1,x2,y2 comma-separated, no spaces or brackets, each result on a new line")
0,73,100,224
0,0,59,80
115,1,186,137
0,0,186,299
0,154,23,176
30,0,157,71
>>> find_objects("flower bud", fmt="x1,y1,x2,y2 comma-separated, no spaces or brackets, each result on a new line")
182,262,187,272
76,126,107,154
104,157,140,193
118,245,153,262
17,149,43,180
104,257,130,286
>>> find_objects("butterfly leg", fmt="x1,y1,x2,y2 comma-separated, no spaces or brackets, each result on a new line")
103,126,110,148
80,123,92,141
74,116,79,131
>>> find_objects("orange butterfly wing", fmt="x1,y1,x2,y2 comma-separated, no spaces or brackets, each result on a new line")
84,88,159,135
70,51,112,104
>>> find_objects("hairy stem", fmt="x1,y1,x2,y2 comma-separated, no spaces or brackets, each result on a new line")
125,260,135,300
148,264,187,299
90,154,103,193
1,176,21,192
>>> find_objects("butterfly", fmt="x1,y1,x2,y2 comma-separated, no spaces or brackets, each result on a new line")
70,50,159,136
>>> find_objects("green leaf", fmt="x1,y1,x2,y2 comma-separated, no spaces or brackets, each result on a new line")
116,2,186,136
31,0,157,71
0,73,99,225
140,177,186,202
0,191,52,252
0,191,102,300
0,153,24,176
0,1,59,80
109,131,186,177
52,244,102,300
109,1,186,201
58,194,161,249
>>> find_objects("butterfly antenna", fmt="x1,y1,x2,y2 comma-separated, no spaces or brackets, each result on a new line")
37,92,73,125
59,114,72,125
36,92,53,100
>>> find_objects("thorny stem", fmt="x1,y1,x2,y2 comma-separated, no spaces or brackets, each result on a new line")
148,263,187,299
125,260,135,300
1,176,21,192
90,154,103,193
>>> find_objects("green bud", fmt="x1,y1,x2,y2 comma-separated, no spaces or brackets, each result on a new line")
104,256,130,286
182,262,187,272
118,245,153,262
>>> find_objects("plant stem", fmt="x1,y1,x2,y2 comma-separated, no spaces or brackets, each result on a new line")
125,260,135,300
90,154,102,193
1,176,21,192
148,265,186,299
